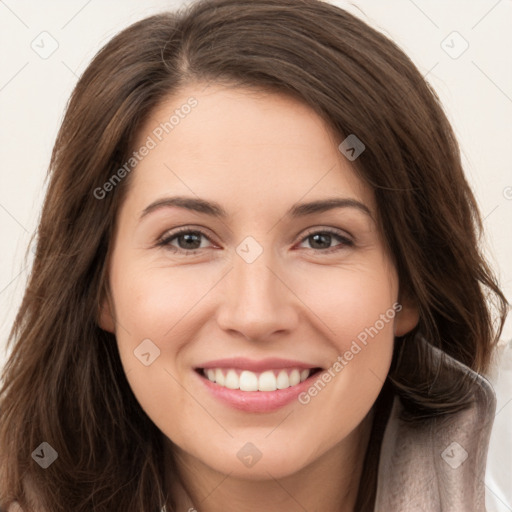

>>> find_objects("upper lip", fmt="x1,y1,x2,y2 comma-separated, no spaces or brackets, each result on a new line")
196,358,322,373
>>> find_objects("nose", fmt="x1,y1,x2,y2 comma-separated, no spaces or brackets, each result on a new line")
215,248,299,342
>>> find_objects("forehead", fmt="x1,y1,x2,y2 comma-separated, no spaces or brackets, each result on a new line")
126,83,374,216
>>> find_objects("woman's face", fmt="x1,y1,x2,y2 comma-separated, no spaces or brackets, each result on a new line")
100,83,418,480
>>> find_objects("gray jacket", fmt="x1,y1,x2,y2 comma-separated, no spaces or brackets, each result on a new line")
374,335,496,511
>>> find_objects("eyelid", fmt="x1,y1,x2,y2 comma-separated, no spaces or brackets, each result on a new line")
156,226,217,249
295,227,354,253
298,226,354,244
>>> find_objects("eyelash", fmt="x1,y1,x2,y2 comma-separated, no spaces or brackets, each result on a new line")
156,226,354,255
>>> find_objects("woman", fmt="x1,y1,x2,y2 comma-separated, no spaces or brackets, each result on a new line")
0,0,508,510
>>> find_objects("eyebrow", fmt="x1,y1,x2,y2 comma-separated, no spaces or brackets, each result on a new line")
139,196,372,221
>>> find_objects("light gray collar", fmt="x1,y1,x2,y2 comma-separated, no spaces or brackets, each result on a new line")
375,334,496,510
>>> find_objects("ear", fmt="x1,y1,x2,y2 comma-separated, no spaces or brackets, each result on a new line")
394,292,419,337
98,287,116,334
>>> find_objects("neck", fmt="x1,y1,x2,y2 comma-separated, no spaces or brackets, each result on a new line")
163,409,374,512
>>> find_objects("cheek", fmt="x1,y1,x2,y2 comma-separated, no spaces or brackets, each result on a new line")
295,292,396,453
109,263,216,428
112,261,212,339
293,258,398,348
292,263,397,413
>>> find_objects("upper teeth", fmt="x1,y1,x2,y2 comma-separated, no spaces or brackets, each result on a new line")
203,368,311,391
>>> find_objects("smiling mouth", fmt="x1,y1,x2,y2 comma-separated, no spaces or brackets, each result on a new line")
195,367,323,392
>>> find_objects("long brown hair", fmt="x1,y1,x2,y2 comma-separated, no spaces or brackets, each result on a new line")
0,0,508,510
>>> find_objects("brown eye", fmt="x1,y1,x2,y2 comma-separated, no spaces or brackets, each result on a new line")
157,228,213,253
298,229,353,253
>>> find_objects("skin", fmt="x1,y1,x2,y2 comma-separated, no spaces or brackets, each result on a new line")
100,83,418,512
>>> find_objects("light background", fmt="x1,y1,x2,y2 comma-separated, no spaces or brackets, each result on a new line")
0,0,511,509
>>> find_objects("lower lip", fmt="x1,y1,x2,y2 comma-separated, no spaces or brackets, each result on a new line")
195,370,321,413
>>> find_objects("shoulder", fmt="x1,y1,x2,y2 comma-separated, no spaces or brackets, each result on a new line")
6,476,46,512
7,503,23,512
